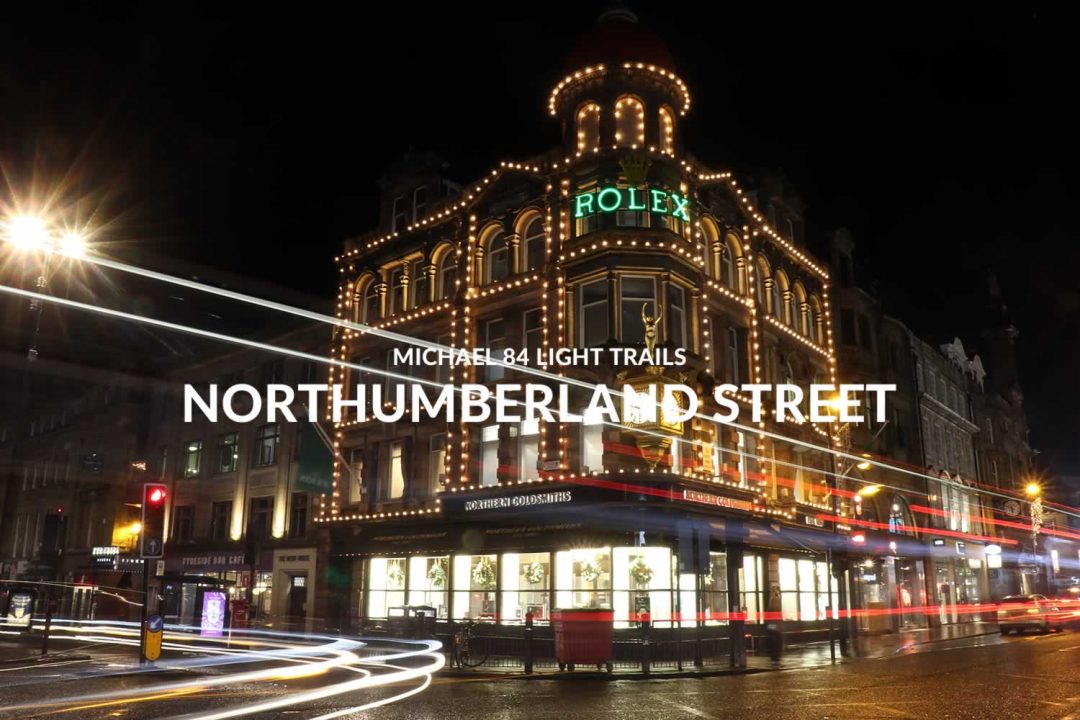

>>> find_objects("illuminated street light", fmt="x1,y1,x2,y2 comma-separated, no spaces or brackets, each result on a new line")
129,521,143,536
1,213,90,256
58,230,87,258
857,484,882,497
1025,481,1041,498
4,215,52,251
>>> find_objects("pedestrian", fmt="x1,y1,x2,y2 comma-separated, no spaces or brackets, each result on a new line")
766,585,783,667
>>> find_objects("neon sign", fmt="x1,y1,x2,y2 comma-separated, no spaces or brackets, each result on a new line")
574,186,690,222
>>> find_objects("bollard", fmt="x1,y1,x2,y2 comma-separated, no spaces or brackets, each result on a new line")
40,594,55,656
524,611,534,674
640,614,651,676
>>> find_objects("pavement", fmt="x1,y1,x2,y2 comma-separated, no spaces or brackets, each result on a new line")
437,622,1004,679
1,624,1077,719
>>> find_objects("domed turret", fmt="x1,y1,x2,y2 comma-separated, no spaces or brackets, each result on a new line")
550,4,689,157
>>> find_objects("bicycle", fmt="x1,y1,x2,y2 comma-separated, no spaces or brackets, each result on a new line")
452,619,489,668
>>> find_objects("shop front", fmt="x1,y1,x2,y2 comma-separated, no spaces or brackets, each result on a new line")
927,539,990,624
163,548,273,625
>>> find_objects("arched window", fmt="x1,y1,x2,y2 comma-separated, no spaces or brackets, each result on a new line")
808,296,823,343
773,270,788,321
438,249,457,300
576,103,601,152
659,106,675,154
754,257,770,310
792,283,808,335
485,229,509,283
725,232,744,293
614,96,645,147
700,217,720,279
362,279,380,324
521,216,545,272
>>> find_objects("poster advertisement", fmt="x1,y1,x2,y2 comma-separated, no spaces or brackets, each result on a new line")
200,591,227,637
6,590,34,628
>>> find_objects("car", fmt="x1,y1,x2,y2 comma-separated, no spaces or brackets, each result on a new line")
997,594,1066,634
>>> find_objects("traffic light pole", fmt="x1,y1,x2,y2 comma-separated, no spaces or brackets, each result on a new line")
138,558,149,664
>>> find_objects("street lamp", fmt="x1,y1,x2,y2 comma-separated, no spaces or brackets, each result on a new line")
1025,481,1046,593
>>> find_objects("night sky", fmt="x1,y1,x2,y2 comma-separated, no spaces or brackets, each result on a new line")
2,5,1078,479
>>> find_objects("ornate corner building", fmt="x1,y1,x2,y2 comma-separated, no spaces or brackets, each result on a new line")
315,9,849,650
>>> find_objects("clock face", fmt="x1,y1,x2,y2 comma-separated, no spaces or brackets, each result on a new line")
1003,499,1021,517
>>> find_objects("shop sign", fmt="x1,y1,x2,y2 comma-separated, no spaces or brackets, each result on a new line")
803,515,825,528
931,538,946,547
464,490,572,512
573,185,691,222
682,490,753,512
182,554,246,570
92,546,120,569
955,541,966,555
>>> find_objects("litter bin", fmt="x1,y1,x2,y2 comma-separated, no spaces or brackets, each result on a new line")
551,608,614,672
411,605,436,638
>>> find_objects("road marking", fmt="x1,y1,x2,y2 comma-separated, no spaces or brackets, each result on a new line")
656,696,716,719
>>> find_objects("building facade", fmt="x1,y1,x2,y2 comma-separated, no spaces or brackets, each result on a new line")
317,10,848,656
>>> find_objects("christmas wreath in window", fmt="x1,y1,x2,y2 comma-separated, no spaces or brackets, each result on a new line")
427,558,447,589
629,557,654,586
578,557,602,583
523,561,546,585
387,562,405,589
472,557,496,589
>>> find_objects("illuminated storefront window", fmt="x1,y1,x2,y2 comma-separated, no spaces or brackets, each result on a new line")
612,546,673,628
555,548,612,611
408,555,449,618
367,557,406,618
501,552,551,623
452,554,498,620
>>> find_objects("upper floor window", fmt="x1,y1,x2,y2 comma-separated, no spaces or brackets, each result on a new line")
387,440,406,499
659,106,675,154
412,186,427,222
389,266,406,315
576,103,601,152
485,319,506,382
362,280,380,324
410,258,427,307
754,258,770,310
438,250,456,300
667,283,686,348
485,229,509,284
614,96,645,147
392,196,408,232
620,276,655,345
183,440,202,477
217,432,239,473
523,309,543,355
289,492,308,538
579,279,609,347
173,505,195,542
522,217,544,272
253,423,280,467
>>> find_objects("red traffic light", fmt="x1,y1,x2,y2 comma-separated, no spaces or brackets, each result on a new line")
146,485,167,504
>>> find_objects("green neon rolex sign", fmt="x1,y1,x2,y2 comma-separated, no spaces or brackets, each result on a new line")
574,186,691,222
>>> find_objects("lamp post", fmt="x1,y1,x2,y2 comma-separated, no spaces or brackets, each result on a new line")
0,214,89,584
1025,482,1045,594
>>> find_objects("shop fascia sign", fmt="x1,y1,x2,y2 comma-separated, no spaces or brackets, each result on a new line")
574,185,690,222
682,489,753,512
464,490,573,512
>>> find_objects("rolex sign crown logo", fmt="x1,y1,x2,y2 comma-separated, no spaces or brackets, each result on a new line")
619,154,651,185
